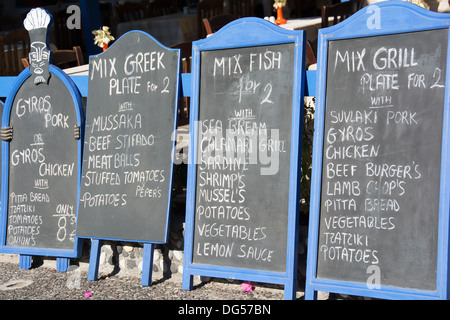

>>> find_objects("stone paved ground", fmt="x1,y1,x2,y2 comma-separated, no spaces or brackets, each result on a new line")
0,261,299,300
0,259,380,319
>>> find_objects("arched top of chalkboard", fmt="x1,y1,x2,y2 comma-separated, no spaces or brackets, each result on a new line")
194,17,304,51
89,30,179,59
2,65,84,128
320,0,450,40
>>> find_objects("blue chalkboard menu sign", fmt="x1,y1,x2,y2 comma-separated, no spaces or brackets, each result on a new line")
306,1,450,300
76,31,180,244
182,18,306,300
0,8,84,262
75,31,180,286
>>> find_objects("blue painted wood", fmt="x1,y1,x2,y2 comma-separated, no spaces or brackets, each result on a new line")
56,258,70,272
0,75,88,98
87,240,157,285
181,17,305,300
305,70,316,96
0,77,16,98
19,255,32,270
70,75,89,97
87,239,102,281
181,73,191,98
182,267,194,290
141,243,155,286
305,1,450,300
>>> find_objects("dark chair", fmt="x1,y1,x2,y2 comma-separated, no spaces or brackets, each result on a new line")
170,41,192,126
114,2,149,23
0,16,22,32
229,0,255,18
148,0,179,17
22,46,85,70
321,1,361,28
203,14,238,35
293,0,317,17
197,0,224,38
0,29,31,76
305,40,317,67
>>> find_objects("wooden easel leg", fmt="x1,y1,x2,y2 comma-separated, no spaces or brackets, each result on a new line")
19,255,32,269
141,243,154,287
87,239,102,281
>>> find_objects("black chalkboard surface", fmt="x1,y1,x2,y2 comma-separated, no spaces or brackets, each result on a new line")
76,31,179,243
316,28,448,291
3,70,82,251
191,43,296,272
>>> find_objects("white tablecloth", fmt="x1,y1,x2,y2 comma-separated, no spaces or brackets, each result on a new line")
279,17,323,42
63,64,89,76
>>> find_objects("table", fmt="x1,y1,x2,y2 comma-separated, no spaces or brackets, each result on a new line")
279,16,323,42
63,64,88,76
116,13,198,47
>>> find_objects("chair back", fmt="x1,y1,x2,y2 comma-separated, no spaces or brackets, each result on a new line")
204,14,238,35
0,29,31,76
52,46,85,69
22,46,84,70
197,0,224,38
115,2,149,22
321,1,361,28
305,40,317,67
149,0,179,17
229,0,254,18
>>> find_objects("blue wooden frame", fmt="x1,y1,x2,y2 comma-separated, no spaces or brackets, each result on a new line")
0,65,85,269
77,31,181,286
181,17,306,300
305,1,450,300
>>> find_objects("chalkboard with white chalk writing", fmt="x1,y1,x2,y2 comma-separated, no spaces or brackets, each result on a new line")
316,28,447,290
192,43,295,272
76,31,179,243
183,18,305,300
306,1,450,300
0,66,84,256
0,8,84,258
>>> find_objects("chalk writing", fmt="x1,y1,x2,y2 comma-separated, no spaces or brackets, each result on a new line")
76,31,178,242
6,77,80,249
192,43,295,272
317,29,447,290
